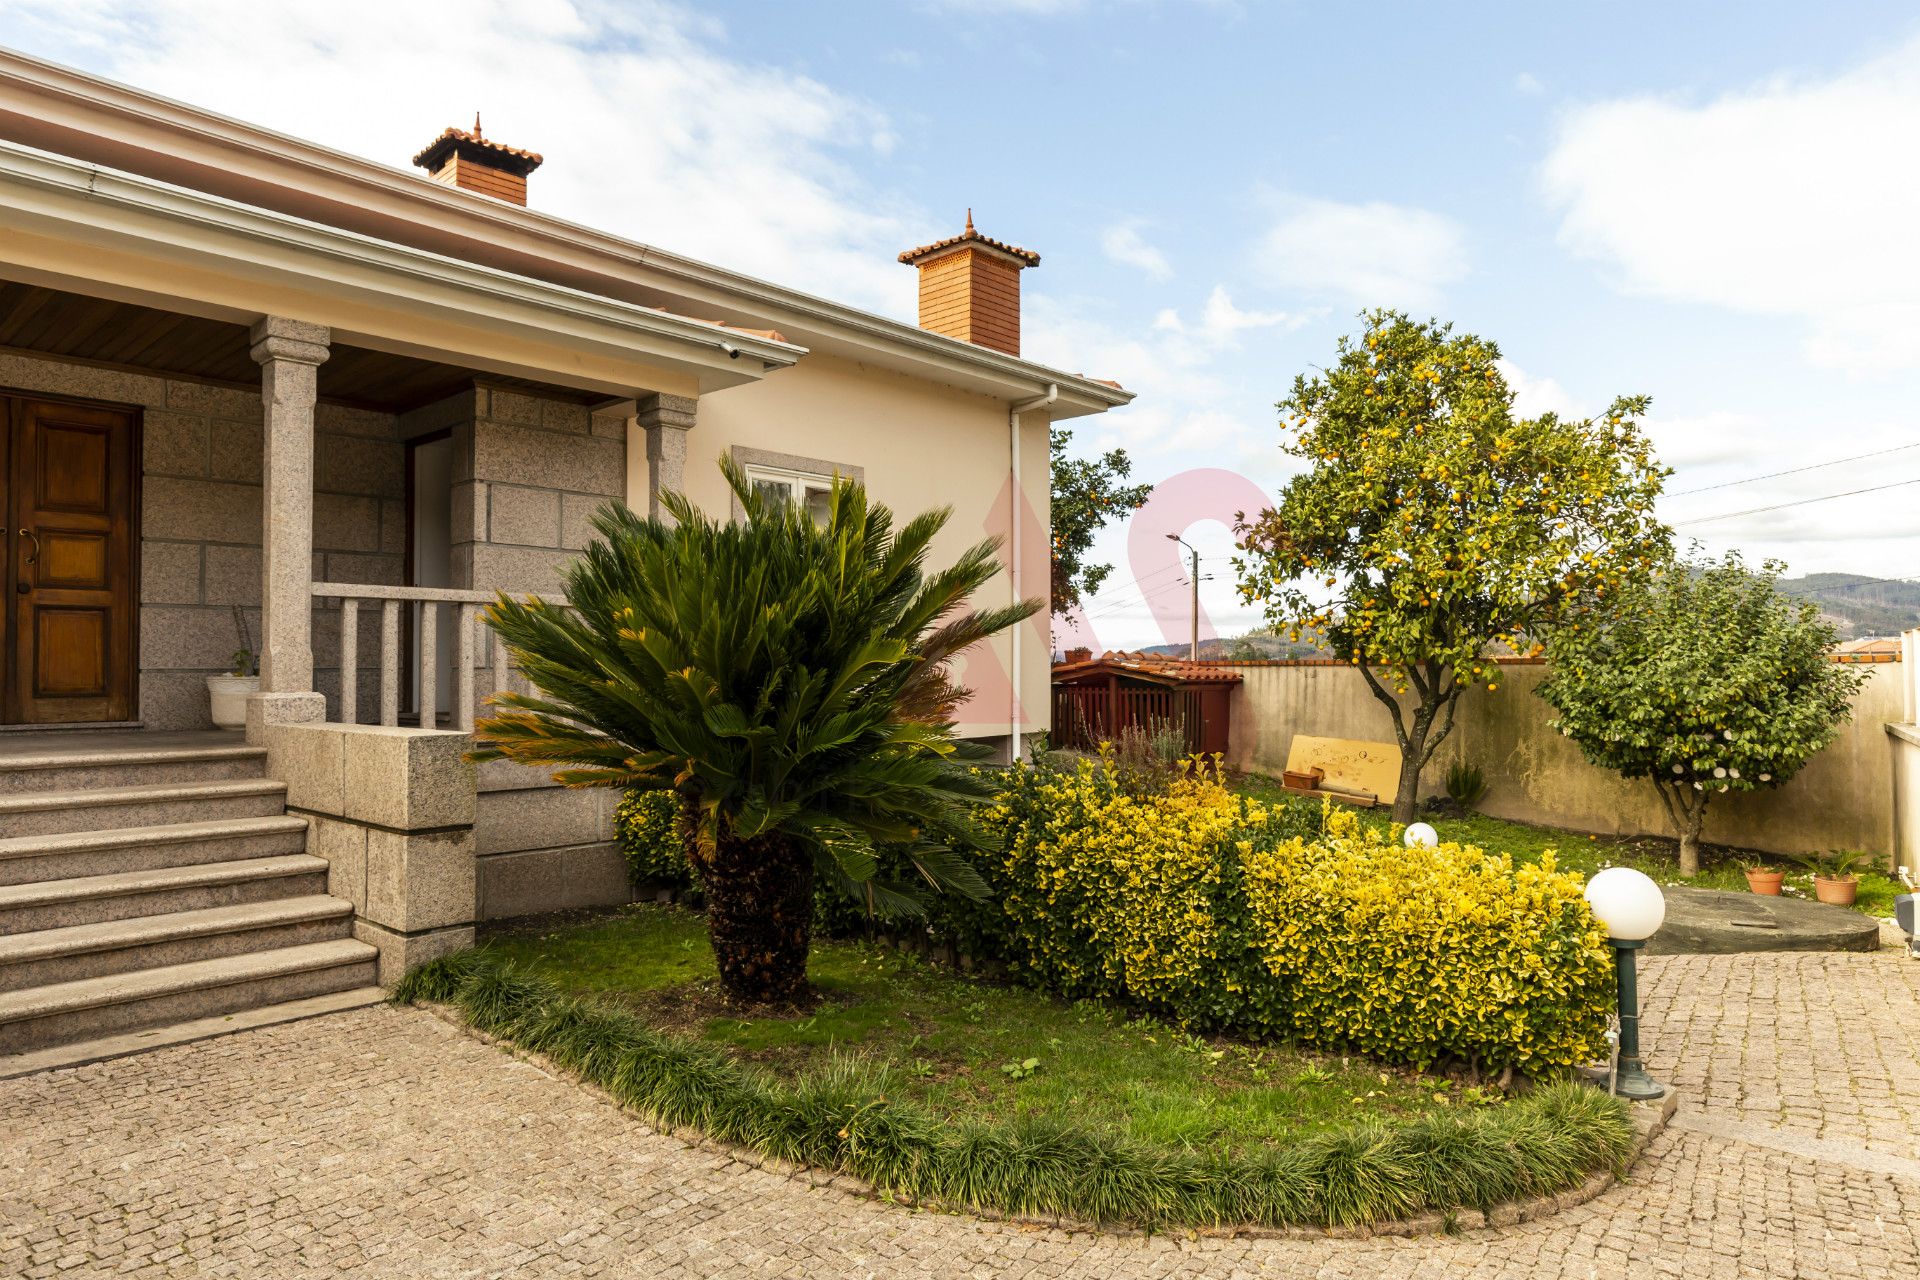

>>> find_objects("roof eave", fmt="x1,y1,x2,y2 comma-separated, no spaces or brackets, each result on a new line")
0,46,1132,418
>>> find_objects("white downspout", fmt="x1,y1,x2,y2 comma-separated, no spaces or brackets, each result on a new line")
1008,382,1059,763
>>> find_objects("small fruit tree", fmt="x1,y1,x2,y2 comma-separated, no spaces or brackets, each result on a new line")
1536,552,1865,874
1051,424,1152,615
1235,311,1671,821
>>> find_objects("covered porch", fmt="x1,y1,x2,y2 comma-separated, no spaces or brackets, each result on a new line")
0,136,804,975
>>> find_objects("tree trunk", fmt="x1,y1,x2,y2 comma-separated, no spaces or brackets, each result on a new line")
1677,801,1707,877
703,830,815,1005
1653,778,1709,877
1392,728,1427,825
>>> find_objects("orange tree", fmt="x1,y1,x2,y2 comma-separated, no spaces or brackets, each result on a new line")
1235,312,1671,822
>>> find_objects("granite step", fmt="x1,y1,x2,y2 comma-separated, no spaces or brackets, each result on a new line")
0,856,328,934
0,816,311,887
0,939,379,1054
0,779,287,839
0,895,354,992
0,744,266,795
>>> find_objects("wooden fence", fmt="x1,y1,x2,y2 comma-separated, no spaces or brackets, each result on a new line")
1051,683,1232,756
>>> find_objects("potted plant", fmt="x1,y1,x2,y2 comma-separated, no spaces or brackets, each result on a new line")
207,605,258,730
1793,849,1874,907
1739,858,1784,896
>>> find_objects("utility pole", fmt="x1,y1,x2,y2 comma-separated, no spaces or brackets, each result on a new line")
1166,533,1201,661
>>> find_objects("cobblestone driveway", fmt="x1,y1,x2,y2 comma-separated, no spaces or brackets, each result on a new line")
4,951,1918,1278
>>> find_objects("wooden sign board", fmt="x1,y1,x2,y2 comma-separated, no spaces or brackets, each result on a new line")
1283,734,1402,805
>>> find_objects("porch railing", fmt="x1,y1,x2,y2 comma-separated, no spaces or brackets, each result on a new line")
311,582,511,732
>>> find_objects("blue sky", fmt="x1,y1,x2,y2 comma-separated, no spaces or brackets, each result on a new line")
7,0,1920,647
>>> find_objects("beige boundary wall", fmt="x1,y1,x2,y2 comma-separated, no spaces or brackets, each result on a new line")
1222,659,1906,864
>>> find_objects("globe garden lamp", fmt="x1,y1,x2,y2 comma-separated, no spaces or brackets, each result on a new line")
1403,822,1439,849
1584,867,1668,1100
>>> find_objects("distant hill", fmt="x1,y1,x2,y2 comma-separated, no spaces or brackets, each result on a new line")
1777,573,1920,639
1105,573,1916,662
1135,634,1331,661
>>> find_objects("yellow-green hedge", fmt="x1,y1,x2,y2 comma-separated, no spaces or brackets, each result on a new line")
979,754,1612,1073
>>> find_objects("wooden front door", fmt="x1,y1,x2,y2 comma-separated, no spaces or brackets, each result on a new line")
1,394,139,724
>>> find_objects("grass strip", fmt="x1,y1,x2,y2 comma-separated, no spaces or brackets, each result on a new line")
393,950,1636,1231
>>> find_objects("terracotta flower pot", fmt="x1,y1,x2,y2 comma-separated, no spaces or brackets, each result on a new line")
1813,875,1858,907
1744,868,1784,896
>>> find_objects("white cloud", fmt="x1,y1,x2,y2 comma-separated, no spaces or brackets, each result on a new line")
1154,286,1311,348
1497,359,1583,420
1542,37,1920,370
1,0,920,315
1253,195,1468,308
1514,71,1544,96
1100,223,1174,280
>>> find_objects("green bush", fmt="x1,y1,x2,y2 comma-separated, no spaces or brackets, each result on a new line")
615,790,692,889
977,753,1611,1073
393,950,1634,1230
1444,761,1488,810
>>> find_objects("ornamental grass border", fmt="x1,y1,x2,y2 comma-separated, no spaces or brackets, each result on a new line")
393,950,1653,1234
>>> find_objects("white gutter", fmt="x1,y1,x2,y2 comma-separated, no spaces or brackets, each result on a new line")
0,139,807,392
1007,383,1059,762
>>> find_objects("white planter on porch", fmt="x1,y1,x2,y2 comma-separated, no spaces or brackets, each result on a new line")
206,674,259,730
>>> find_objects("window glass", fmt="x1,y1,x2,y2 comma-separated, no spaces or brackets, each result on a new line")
803,485,832,526
752,477,795,508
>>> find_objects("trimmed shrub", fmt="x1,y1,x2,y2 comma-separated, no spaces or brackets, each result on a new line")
392,950,1635,1230
1239,807,1612,1072
978,753,1611,1073
615,790,691,889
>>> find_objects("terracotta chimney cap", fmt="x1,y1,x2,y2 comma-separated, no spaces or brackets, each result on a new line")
899,210,1040,268
411,123,544,178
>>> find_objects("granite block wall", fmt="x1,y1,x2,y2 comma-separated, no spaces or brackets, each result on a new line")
0,351,402,730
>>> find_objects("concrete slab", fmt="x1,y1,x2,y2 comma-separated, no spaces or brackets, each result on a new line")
1647,886,1882,954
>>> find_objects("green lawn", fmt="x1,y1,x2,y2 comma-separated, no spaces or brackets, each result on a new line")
480,904,1504,1156
1230,772,1903,916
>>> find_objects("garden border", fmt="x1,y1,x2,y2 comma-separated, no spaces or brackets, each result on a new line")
410,996,1678,1241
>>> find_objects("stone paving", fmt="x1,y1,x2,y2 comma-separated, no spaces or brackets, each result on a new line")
2,951,1917,1278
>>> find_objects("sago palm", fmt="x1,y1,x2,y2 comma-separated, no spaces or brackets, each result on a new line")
475,459,1037,1004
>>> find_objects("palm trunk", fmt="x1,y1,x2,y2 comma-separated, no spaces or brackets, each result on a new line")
704,830,815,1005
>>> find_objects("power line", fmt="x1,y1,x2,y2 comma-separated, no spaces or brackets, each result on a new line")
1073,561,1186,610
1675,476,1920,526
1667,441,1920,497
1082,577,1197,621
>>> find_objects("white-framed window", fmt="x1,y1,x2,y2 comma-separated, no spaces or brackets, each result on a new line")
744,463,835,525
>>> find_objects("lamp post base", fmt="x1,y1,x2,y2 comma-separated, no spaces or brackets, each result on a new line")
1611,1057,1667,1100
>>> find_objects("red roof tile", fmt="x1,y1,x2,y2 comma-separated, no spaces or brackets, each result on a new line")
412,115,543,177
899,210,1040,268
1051,651,1243,684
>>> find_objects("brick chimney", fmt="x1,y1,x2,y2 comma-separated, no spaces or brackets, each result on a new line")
898,211,1040,356
411,114,543,206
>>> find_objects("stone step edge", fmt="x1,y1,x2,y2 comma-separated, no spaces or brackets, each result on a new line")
0,938,378,1026
0,744,267,773
0,985,386,1080
0,895,351,965
0,855,327,911
0,815,309,860
0,778,288,814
